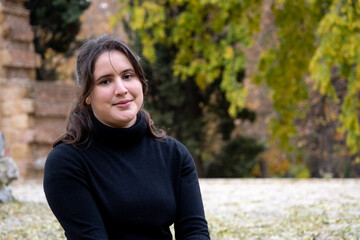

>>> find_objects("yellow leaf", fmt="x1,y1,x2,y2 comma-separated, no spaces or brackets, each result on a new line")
224,46,234,60
131,7,146,30
195,73,207,90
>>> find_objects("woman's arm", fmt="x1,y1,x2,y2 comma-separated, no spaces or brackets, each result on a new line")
43,146,109,240
174,147,210,240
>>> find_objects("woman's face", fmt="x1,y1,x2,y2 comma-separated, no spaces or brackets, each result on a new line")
89,50,144,128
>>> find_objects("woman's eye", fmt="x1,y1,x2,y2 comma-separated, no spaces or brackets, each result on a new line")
100,79,111,85
123,74,133,80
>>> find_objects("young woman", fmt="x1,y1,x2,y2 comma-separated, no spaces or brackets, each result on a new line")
43,35,210,240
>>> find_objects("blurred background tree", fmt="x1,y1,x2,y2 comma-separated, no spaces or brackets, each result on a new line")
24,0,90,80
257,0,360,177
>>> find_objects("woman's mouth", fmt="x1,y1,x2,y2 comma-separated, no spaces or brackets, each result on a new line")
114,99,132,107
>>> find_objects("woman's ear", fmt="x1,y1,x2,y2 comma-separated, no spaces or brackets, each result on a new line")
85,97,91,105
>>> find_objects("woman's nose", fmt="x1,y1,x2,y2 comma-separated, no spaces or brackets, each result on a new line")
114,77,128,95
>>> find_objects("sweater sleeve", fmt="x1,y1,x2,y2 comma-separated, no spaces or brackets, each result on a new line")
174,145,210,240
43,145,109,240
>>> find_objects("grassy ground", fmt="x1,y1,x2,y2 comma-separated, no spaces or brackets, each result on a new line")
1,179,359,240
0,202,63,240
201,179,360,240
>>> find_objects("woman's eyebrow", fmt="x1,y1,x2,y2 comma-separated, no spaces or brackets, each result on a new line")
121,68,135,73
95,74,113,82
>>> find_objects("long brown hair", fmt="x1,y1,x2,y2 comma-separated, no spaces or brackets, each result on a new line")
53,35,166,147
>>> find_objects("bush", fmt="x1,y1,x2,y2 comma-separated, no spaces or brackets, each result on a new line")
207,136,265,178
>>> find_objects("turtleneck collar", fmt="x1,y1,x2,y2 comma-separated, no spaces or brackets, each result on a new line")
91,111,147,149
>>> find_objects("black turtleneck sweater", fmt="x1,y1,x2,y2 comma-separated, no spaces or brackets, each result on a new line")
43,113,210,240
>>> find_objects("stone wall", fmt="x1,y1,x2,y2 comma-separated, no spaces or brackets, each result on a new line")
31,81,74,176
0,0,40,79
0,78,74,178
0,78,34,177
0,0,74,178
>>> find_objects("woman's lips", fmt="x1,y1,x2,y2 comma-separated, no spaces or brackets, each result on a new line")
114,99,132,107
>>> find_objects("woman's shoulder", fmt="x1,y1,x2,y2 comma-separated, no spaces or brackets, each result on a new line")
156,135,186,149
46,143,86,167
50,142,81,155
44,143,91,181
151,135,192,159
161,137,197,171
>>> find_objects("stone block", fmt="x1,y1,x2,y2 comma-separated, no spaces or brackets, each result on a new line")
1,117,12,129
34,81,75,99
0,156,19,185
3,8,33,42
10,143,30,160
0,48,12,66
34,81,75,117
11,113,30,129
20,129,34,143
21,98,34,113
0,22,11,39
0,133,19,202
34,117,66,144
0,84,28,100
1,129,33,146
6,67,32,79
35,100,73,117
2,99,20,115
1,48,39,69
0,186,14,202
31,143,52,161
